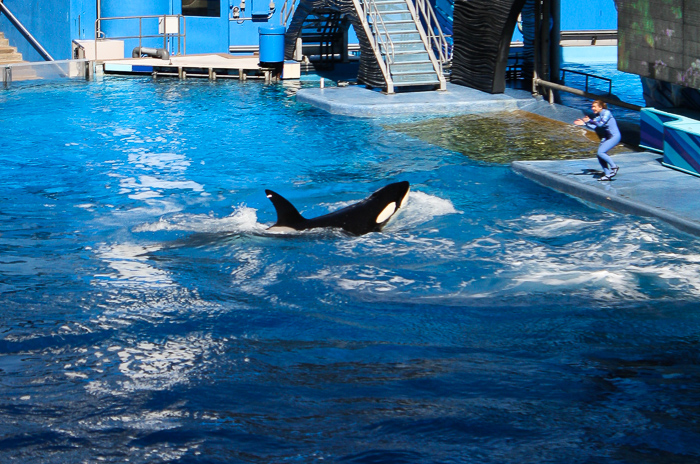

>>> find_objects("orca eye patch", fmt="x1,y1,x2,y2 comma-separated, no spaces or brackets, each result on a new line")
376,202,396,223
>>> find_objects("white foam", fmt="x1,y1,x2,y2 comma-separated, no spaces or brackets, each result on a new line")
134,205,265,234
493,216,700,299
519,215,604,238
390,190,460,230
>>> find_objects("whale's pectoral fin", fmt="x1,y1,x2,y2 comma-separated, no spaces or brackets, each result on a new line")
265,190,306,230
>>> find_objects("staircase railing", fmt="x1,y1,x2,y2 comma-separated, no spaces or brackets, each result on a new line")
362,0,396,68
351,0,394,92
280,0,297,25
411,0,451,65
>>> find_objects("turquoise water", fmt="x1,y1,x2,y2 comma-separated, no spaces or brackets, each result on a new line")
2,77,700,463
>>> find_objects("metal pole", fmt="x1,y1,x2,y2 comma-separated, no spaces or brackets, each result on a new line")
533,78,642,111
540,0,551,101
532,0,541,96
3,66,11,89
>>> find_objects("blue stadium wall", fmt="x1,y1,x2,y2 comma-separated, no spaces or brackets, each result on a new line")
0,0,286,61
2,0,620,63
560,0,617,31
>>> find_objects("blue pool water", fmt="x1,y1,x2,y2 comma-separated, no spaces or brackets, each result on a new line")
2,77,700,463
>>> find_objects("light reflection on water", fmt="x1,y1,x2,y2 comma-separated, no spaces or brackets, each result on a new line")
1,77,700,463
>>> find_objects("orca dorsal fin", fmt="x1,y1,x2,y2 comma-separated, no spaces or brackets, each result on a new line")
265,190,306,229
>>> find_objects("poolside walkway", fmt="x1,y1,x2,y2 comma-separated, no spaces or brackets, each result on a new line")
512,152,700,236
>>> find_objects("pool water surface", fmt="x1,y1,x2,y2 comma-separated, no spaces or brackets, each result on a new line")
1,77,700,463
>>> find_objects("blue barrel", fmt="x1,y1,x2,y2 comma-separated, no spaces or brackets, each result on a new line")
258,26,286,64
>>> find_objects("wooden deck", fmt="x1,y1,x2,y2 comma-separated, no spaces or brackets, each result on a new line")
101,53,300,80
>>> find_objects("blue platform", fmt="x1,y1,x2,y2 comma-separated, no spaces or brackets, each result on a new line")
639,107,700,177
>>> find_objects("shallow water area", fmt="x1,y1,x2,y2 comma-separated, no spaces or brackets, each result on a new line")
1,76,700,463
386,110,629,164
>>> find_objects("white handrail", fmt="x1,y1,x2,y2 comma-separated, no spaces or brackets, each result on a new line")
411,0,451,64
351,0,394,92
281,0,297,25
363,0,396,70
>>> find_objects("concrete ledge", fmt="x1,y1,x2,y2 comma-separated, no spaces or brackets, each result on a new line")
512,152,700,236
295,83,533,117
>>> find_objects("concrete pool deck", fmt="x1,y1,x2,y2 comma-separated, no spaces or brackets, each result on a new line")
296,83,577,118
512,153,700,236
298,83,700,236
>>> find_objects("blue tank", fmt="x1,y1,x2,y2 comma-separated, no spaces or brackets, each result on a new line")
258,26,286,64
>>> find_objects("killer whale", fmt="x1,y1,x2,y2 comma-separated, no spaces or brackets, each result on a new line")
265,181,410,235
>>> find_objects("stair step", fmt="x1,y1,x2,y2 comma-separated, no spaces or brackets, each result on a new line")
391,68,437,75
372,24,418,33
0,46,18,54
390,59,433,67
393,80,440,87
373,11,412,20
385,28,420,34
380,40,424,50
374,4,410,12
380,43,425,53
382,25,419,33
393,49,429,55
0,57,25,65
394,78,440,83
380,33,422,43
381,21,416,28
372,0,409,6
390,53,431,63
391,72,439,82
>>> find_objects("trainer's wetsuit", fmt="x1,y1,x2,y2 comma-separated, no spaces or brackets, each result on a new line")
585,109,620,177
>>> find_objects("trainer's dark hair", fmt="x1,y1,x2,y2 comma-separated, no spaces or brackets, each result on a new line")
592,100,607,109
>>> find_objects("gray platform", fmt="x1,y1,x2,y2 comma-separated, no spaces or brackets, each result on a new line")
512,153,700,236
296,83,537,117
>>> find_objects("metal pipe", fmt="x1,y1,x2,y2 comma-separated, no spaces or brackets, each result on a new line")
0,1,54,61
3,66,11,89
533,78,642,111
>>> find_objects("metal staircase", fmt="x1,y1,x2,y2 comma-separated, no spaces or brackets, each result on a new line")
281,0,451,92
298,10,347,68
353,0,448,92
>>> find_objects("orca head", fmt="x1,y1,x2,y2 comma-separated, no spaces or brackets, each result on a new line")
371,181,410,229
